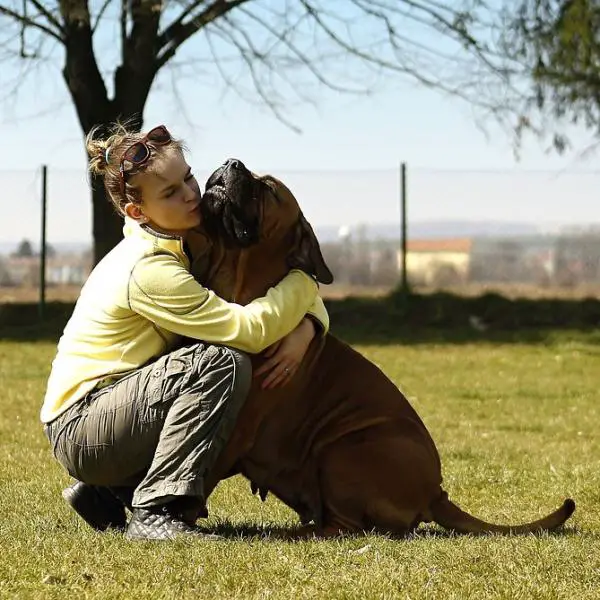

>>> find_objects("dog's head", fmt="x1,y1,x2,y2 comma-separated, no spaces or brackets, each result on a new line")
200,158,262,248
201,158,333,286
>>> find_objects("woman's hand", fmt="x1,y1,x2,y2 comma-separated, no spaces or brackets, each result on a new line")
254,318,317,389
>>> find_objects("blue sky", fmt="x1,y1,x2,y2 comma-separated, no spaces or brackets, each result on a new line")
1,4,599,246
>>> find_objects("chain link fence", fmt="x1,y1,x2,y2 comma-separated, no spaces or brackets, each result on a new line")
1,165,599,301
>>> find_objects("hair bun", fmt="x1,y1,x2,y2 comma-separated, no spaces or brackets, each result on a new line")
86,127,111,175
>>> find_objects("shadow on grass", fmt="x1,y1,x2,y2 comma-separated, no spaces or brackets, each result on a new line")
406,524,583,540
327,290,600,346
2,292,600,345
0,302,75,342
197,520,584,542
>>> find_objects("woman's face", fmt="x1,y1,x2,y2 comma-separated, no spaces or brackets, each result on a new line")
127,148,202,237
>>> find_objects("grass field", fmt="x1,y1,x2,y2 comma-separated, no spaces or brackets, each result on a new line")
1,325,599,599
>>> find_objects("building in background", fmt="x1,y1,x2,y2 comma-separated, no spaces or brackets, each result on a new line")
402,238,472,286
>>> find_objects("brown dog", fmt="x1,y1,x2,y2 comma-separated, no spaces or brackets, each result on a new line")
188,158,575,536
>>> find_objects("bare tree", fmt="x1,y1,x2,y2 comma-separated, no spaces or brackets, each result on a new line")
0,0,518,263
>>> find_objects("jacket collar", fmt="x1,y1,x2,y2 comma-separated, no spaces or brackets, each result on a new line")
123,217,189,266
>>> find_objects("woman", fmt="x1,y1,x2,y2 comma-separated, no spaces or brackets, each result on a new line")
41,123,329,541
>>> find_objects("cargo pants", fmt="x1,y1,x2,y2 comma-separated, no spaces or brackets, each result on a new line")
44,342,252,509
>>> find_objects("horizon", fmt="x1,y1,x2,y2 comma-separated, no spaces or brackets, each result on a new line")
0,217,596,253
1,164,599,247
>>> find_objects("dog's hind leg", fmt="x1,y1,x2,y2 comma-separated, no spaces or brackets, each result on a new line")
317,422,442,535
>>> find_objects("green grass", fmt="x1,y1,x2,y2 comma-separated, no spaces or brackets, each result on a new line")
1,328,599,599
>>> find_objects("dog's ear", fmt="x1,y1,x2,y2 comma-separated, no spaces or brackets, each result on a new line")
288,212,334,285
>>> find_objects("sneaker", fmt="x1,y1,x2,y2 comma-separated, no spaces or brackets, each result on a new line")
125,506,223,541
62,481,127,531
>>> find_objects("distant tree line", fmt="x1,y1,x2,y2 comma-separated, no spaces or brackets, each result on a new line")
8,240,56,258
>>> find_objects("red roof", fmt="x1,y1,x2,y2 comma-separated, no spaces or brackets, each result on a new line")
407,238,472,253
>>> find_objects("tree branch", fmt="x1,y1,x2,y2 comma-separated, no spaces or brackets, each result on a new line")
125,0,161,67
120,0,126,62
91,0,112,33
28,0,64,34
160,0,204,38
0,3,64,42
113,0,162,116
157,0,250,68
153,0,524,135
0,31,54,104
500,0,600,149
20,0,32,57
236,4,366,94
58,0,110,131
208,17,303,132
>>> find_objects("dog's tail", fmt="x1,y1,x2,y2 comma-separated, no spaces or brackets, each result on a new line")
428,491,575,535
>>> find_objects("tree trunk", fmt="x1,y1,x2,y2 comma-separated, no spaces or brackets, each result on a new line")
91,176,125,265
59,0,159,265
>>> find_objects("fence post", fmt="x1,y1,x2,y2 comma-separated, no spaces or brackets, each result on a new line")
399,161,409,299
39,164,47,320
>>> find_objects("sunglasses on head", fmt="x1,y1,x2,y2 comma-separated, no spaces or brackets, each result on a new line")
119,125,172,195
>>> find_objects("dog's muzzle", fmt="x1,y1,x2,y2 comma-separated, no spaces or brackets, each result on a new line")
200,158,261,248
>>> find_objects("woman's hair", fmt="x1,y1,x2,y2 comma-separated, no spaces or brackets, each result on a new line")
86,120,185,215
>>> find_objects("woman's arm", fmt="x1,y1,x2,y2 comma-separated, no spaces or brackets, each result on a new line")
128,253,318,354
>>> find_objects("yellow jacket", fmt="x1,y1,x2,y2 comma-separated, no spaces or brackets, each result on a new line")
41,219,329,423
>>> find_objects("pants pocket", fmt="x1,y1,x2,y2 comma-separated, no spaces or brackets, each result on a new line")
147,352,193,407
